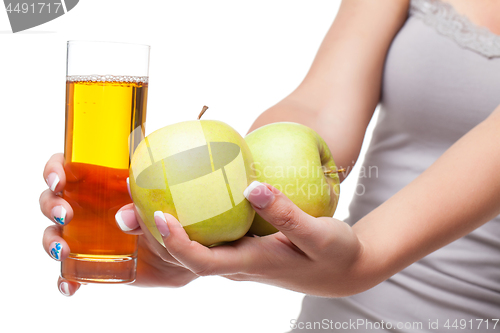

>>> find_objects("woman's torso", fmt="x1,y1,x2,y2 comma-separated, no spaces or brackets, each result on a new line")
291,0,500,332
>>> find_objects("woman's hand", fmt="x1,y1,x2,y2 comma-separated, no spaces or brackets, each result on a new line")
39,153,198,296
149,181,366,297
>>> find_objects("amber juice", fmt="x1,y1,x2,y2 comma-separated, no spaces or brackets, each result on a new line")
62,76,147,283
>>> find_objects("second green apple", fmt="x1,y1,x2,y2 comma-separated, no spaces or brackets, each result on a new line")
245,122,340,235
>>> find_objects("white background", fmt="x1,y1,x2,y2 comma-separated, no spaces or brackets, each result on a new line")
0,1,379,332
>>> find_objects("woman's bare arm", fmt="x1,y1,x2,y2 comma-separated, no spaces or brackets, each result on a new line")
352,104,500,290
153,103,500,297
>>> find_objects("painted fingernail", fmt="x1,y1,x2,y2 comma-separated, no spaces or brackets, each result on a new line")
59,282,70,296
52,206,67,225
126,177,132,199
154,211,170,237
243,181,275,209
46,172,60,192
115,209,137,231
49,242,63,261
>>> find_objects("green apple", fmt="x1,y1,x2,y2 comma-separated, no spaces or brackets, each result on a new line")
129,118,255,247
245,122,340,235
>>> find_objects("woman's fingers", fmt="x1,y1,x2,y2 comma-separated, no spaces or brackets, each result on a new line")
57,277,81,297
114,205,186,265
42,153,81,297
44,226,82,296
154,212,257,276
39,189,74,226
43,153,66,193
43,225,69,261
41,153,73,226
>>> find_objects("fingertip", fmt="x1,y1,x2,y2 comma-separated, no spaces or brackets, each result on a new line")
48,241,66,261
51,205,70,226
43,153,66,193
115,209,140,233
243,181,276,209
43,225,69,260
243,181,262,199
154,211,170,237
58,278,80,297
157,212,192,246
46,172,60,192
39,188,74,226
59,281,71,296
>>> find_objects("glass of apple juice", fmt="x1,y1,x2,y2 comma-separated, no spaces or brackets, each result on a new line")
62,41,150,283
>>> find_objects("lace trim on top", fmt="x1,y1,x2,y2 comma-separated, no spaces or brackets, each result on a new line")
410,0,500,58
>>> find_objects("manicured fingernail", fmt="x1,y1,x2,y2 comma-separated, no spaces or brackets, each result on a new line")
126,177,132,199
59,282,70,296
154,211,170,237
243,181,275,209
46,172,60,192
49,242,63,261
52,206,67,225
115,209,137,231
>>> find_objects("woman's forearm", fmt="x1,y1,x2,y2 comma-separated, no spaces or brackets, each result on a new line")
351,104,500,291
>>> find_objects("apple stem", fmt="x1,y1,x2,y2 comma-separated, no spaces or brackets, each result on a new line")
197,106,209,120
325,168,346,175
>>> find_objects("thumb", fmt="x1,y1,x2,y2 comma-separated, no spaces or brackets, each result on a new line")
243,181,320,251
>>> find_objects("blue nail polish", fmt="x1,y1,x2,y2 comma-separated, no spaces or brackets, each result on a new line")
50,242,62,260
52,206,67,225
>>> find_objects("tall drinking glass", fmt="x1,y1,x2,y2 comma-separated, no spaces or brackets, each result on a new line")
62,41,150,283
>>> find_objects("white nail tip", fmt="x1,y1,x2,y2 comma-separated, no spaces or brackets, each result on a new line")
115,211,133,231
243,181,263,200
154,211,167,222
50,174,60,192
59,282,70,296
57,206,67,225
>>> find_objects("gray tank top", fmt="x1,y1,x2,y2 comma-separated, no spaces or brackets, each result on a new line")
291,0,500,332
